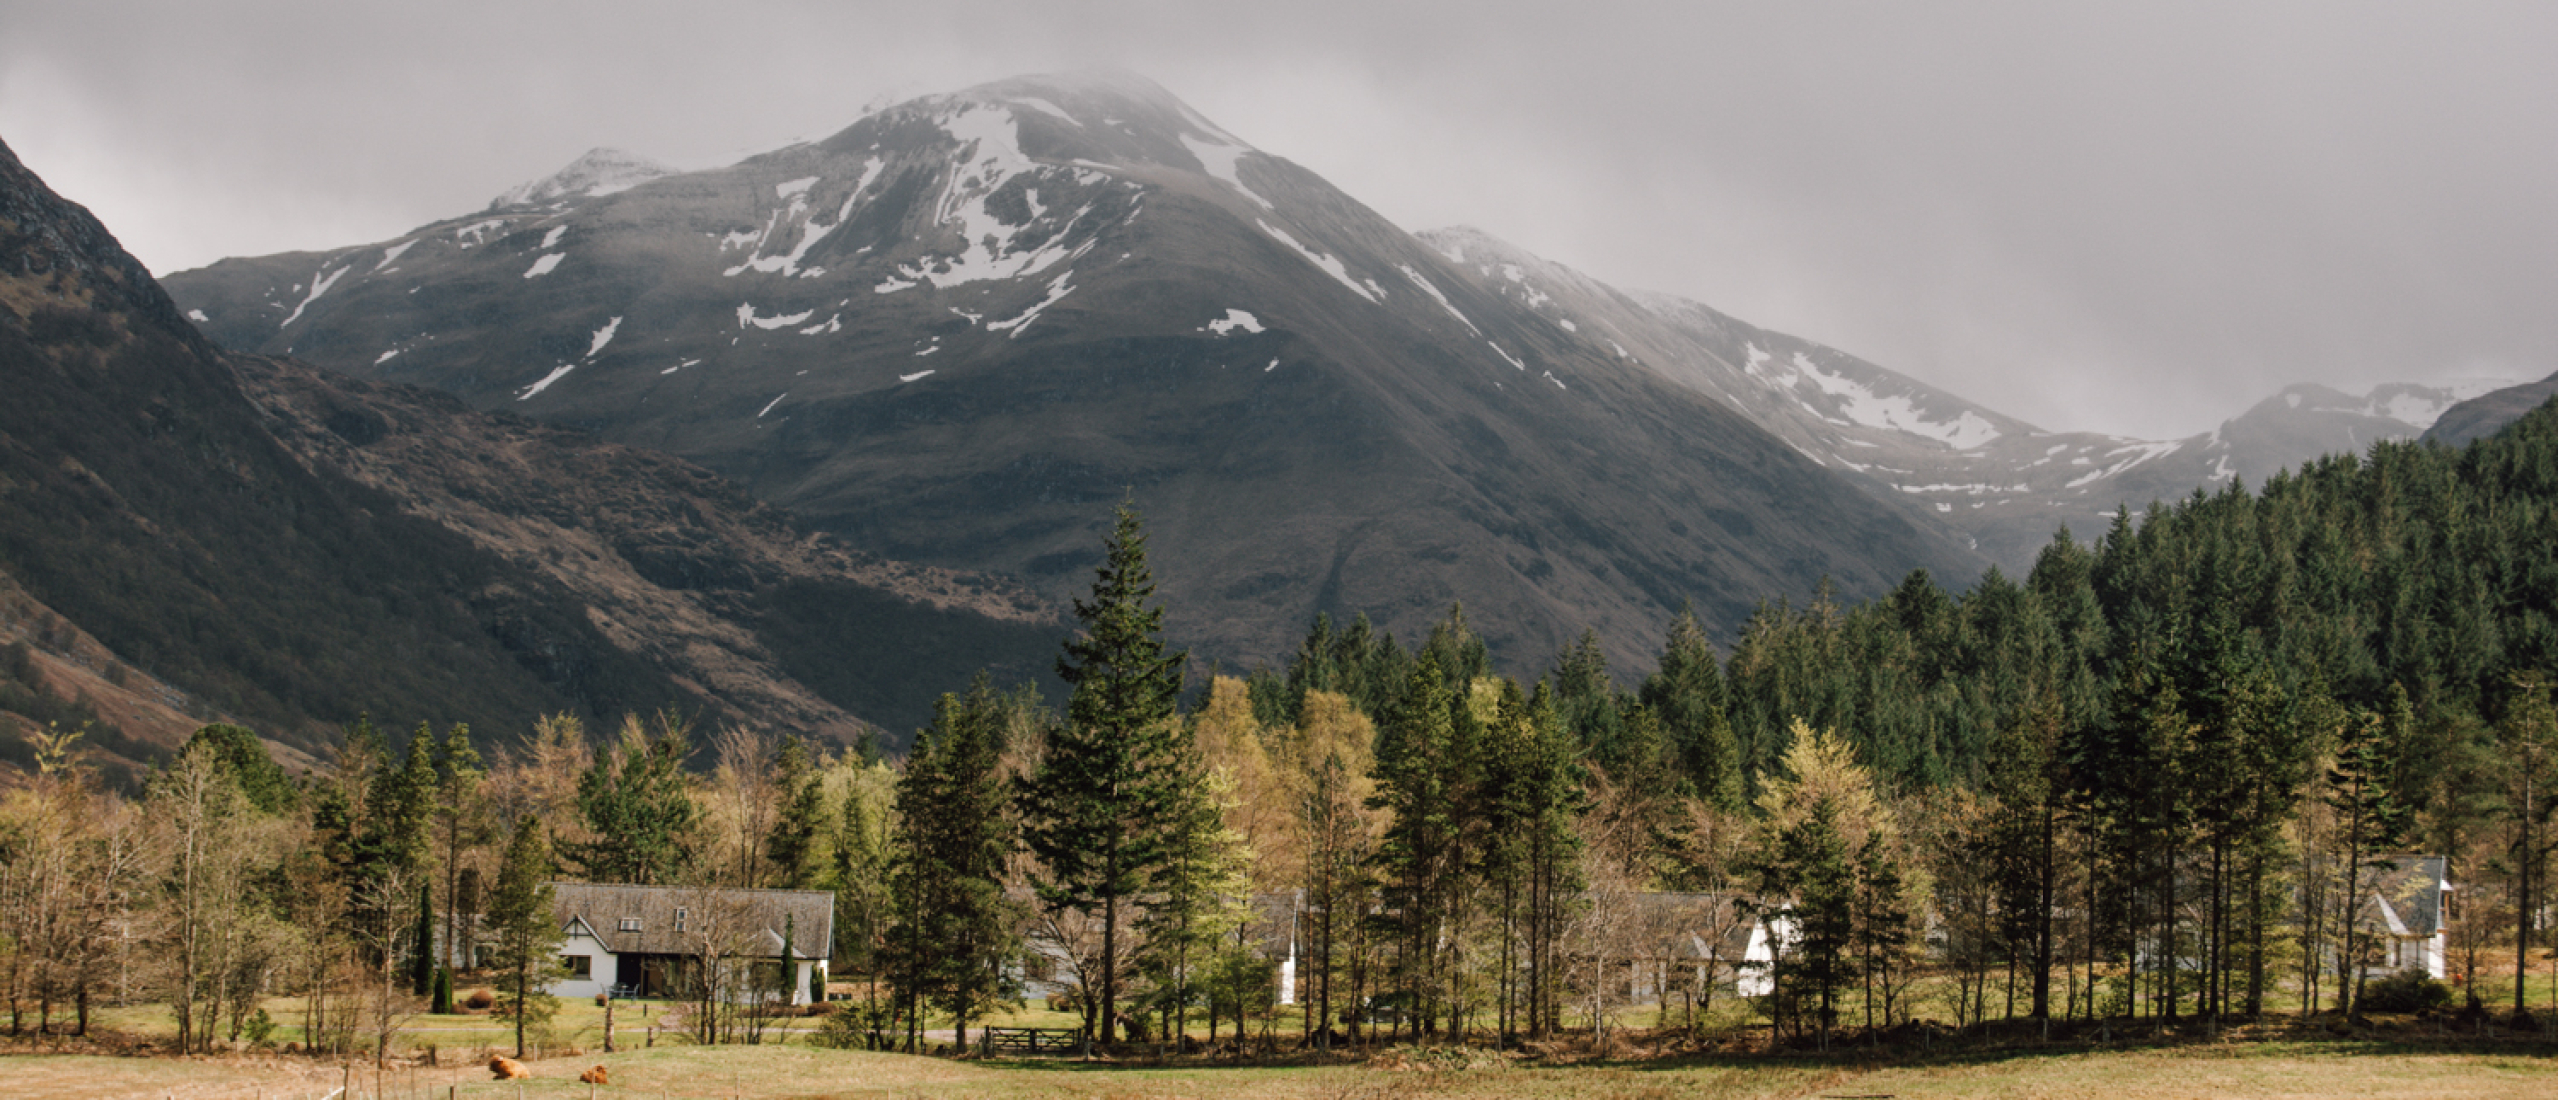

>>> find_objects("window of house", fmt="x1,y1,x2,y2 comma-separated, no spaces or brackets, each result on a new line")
563,955,592,978
619,917,641,932
675,908,687,932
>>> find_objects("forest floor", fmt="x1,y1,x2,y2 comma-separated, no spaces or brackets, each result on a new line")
7,1030,2557,1100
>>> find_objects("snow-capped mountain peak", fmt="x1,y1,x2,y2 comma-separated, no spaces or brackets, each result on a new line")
490,147,677,209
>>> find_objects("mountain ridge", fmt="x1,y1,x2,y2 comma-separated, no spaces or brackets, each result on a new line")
165,71,1990,674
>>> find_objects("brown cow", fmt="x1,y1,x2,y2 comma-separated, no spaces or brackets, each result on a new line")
579,1065,610,1086
488,1055,531,1080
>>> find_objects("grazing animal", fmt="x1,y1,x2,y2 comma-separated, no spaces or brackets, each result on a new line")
489,1055,531,1080
580,1064,610,1085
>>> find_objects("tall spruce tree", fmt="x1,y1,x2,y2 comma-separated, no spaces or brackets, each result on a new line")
1366,653,1466,1037
2497,673,2557,1018
1019,502,1188,1045
888,681,1022,1050
488,814,563,1059
2327,700,2409,1018
1641,607,1742,812
765,735,826,889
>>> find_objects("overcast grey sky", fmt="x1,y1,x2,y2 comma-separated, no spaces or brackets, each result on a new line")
6,0,2552,439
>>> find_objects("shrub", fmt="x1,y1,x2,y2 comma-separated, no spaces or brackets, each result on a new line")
464,986,497,1011
243,1008,277,1048
2361,968,2453,1013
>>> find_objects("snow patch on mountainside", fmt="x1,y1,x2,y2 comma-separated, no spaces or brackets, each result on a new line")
519,361,578,400
1012,96,1078,125
279,264,348,327
1180,133,1271,209
1779,351,2001,450
1399,266,1479,335
1259,221,1376,303
453,219,509,248
523,253,565,278
724,159,882,280
1205,309,1263,335
987,272,1075,338
737,303,816,330
586,316,622,358
491,147,677,209
899,106,1094,288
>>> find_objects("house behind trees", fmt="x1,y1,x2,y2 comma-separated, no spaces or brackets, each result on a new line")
549,882,833,1002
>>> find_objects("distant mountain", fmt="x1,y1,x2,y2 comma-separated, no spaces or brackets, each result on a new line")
0,134,1057,759
164,71,1985,672
2424,371,2558,448
1410,228,2511,568
490,147,677,209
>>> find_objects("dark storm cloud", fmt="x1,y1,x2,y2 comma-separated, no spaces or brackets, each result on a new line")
5,0,2552,438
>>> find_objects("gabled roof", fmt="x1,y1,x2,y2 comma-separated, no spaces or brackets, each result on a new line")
549,881,833,960
2360,855,2450,937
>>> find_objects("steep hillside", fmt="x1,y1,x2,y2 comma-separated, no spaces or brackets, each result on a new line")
0,135,1059,757
165,71,1985,671
231,354,1064,741
2425,370,2558,448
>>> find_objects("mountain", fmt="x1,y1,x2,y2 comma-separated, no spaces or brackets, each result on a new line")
490,147,678,209
2424,370,2558,448
164,71,1986,672
1409,228,2510,568
0,134,1056,763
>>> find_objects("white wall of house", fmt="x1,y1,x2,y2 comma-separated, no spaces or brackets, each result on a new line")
552,923,617,1000
1736,919,1775,998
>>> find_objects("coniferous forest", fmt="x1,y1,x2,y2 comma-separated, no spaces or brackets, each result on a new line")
5,400,2558,1061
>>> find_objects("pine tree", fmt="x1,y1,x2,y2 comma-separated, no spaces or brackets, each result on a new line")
765,735,826,889
888,682,1022,1050
1138,762,1252,1044
430,722,484,983
1641,607,1742,812
1852,829,1917,1031
487,813,563,1059
1020,500,1188,1045
565,712,701,885
408,883,435,996
1775,797,1856,1047
2328,700,2409,1018
828,773,891,986
2498,673,2558,1019
1366,653,1465,1037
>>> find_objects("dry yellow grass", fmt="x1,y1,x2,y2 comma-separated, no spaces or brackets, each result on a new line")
7,1038,2556,1099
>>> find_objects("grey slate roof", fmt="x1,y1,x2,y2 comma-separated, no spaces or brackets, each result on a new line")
550,881,834,960
2362,855,2450,937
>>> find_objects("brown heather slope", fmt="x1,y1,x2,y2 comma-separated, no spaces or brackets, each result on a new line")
230,353,1062,745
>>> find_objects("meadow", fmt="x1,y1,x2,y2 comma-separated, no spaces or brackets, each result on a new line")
9,1034,2558,1100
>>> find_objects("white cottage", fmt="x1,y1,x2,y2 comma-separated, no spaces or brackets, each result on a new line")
548,882,833,1003
2357,855,2455,980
